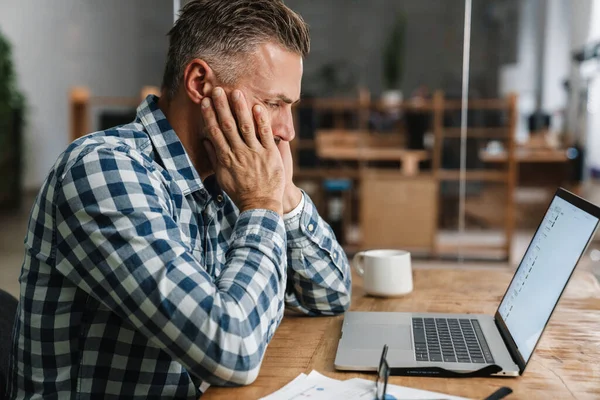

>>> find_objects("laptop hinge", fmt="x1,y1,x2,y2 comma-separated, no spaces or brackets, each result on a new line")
494,314,523,372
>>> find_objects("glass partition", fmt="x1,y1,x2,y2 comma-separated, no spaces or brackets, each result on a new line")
287,0,600,273
460,0,600,273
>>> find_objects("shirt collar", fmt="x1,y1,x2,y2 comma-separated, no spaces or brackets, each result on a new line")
136,95,204,196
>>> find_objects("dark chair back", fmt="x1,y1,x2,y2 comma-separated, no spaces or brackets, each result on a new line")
0,289,18,399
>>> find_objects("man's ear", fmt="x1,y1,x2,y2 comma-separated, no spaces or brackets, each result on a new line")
183,59,216,105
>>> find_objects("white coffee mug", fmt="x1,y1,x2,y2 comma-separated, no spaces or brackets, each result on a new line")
353,249,413,297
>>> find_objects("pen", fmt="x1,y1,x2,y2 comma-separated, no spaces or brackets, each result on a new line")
482,386,513,400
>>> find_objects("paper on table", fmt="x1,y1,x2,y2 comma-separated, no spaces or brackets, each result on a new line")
260,371,471,400
259,371,343,400
258,373,307,400
335,378,471,400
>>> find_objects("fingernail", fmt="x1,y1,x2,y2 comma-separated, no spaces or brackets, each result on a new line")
201,97,211,108
255,105,263,114
233,90,241,101
213,87,223,97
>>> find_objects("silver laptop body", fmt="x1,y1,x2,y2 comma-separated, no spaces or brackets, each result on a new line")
334,188,600,377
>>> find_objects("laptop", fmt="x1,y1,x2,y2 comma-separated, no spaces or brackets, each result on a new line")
334,188,600,377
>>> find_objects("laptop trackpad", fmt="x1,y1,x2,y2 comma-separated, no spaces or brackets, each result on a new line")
342,324,413,350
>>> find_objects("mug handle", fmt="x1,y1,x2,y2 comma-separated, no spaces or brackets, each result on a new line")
353,252,365,277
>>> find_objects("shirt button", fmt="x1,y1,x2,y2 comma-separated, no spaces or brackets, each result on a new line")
216,195,224,203
308,223,314,232
333,253,338,259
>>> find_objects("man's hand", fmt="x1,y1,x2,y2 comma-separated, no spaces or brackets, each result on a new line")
202,87,285,216
277,140,303,214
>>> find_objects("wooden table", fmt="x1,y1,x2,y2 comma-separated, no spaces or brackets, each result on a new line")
314,130,429,176
480,148,569,164
203,267,600,400
481,147,572,188
318,146,429,176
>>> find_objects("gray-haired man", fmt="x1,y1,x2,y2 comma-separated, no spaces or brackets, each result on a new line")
9,1,351,398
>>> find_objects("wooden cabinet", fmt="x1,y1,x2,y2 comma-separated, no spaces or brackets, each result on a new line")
360,172,438,253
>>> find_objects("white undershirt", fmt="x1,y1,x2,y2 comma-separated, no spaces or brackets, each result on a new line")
283,194,305,221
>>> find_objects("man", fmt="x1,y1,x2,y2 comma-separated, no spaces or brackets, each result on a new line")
8,1,351,398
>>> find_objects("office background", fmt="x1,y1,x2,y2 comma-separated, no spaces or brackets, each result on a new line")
1,0,600,298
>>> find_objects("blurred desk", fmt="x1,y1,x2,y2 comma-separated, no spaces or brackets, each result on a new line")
480,148,569,164
202,267,600,399
318,147,429,176
315,130,429,176
480,147,571,189
313,131,434,251
477,147,572,230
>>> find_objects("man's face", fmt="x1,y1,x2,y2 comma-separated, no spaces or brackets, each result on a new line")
231,42,303,145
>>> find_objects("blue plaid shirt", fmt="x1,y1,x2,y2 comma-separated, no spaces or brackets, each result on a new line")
9,95,351,399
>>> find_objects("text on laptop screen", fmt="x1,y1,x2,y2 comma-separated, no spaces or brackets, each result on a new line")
498,195,598,362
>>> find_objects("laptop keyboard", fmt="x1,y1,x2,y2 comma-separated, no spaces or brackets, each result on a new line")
412,317,495,364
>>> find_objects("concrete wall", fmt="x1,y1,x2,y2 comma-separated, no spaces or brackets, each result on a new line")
5,0,583,188
541,0,570,113
499,0,575,141
581,0,600,172
499,0,545,141
285,0,511,99
7,0,512,190
0,1,172,190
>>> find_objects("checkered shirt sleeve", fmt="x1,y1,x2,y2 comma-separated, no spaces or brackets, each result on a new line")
54,145,288,387
283,193,352,316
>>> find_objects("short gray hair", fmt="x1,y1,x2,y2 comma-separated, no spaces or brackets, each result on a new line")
161,0,310,100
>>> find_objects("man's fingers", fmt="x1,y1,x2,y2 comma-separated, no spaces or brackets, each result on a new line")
253,105,275,149
201,97,231,161
212,87,244,148
232,90,260,149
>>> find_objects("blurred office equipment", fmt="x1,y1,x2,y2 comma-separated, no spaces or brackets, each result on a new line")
293,90,519,261
569,40,600,180
433,93,518,261
322,179,352,245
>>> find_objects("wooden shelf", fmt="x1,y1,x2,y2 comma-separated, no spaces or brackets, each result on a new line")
90,97,140,107
294,140,316,150
442,127,509,139
317,147,429,162
480,148,569,163
359,170,436,179
295,168,436,181
295,169,360,180
70,86,161,141
442,98,509,110
289,90,518,262
300,98,364,111
437,169,509,182
371,101,436,113
300,98,436,113
297,97,510,112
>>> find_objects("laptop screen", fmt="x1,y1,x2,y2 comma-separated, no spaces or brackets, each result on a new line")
497,194,599,363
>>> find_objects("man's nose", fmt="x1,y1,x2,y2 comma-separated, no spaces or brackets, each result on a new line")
273,109,295,142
